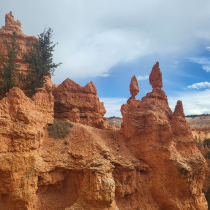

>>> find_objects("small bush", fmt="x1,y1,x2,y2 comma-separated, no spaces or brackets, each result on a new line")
206,151,210,159
64,141,69,145
47,120,73,139
203,139,210,148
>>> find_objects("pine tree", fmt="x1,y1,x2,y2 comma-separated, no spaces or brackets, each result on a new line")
22,27,61,97
0,31,21,99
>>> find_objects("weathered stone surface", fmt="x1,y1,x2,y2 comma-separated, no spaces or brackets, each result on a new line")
53,78,109,129
149,61,163,89
129,75,139,99
0,61,209,209
186,115,210,130
121,62,208,210
0,85,54,153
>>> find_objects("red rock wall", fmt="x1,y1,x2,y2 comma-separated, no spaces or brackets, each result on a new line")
53,78,109,129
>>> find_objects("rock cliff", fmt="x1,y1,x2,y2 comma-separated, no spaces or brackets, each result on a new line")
0,62,208,210
186,116,210,130
53,78,109,129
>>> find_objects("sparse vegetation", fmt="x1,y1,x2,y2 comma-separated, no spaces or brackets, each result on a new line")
205,151,210,159
185,114,210,118
47,120,73,139
64,141,69,145
0,31,21,99
21,27,62,97
204,190,210,209
203,139,210,148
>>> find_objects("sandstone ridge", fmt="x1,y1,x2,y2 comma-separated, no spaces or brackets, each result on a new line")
0,62,208,210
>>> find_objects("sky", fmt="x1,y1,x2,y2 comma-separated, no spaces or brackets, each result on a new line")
1,0,210,117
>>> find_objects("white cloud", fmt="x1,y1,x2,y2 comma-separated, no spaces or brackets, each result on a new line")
101,98,127,117
136,75,149,80
2,0,210,81
206,47,210,51
188,57,210,73
168,89,210,115
188,82,210,89
188,57,210,65
202,66,210,72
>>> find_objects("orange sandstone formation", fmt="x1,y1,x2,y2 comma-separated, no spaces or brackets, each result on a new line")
129,75,139,99
0,61,208,209
121,62,208,209
53,78,109,129
149,61,163,89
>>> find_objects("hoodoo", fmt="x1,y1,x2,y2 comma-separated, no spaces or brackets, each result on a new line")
129,75,139,99
121,62,208,209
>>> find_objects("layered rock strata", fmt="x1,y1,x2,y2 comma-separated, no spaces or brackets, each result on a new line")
53,78,109,129
186,116,210,130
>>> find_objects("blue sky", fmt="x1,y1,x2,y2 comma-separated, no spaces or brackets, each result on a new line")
1,0,210,117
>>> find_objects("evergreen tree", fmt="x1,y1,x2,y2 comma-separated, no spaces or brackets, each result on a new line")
0,31,21,99
22,27,61,97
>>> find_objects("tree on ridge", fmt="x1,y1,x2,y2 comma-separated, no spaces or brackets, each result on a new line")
0,31,21,99
21,27,61,97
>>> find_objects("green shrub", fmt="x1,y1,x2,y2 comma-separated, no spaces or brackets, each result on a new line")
203,139,210,148
47,120,73,139
205,191,210,209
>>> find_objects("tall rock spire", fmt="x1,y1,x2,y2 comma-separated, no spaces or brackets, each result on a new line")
129,75,139,99
173,100,185,118
149,62,163,90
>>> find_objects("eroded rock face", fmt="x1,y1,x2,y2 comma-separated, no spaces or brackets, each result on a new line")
129,75,139,99
53,78,109,129
0,85,54,152
121,62,208,210
0,62,208,210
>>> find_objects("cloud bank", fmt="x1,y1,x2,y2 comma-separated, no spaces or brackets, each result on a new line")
2,0,210,81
